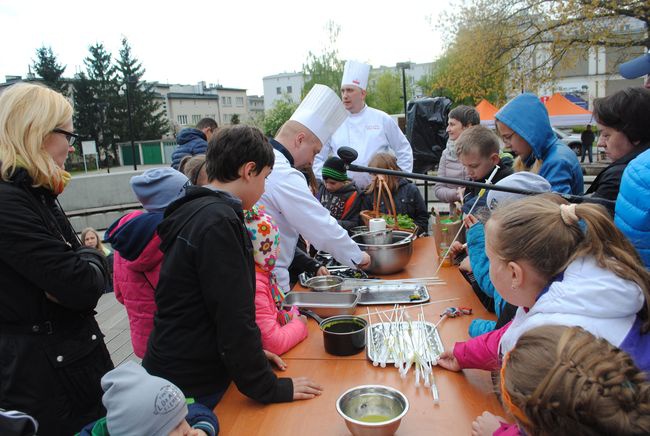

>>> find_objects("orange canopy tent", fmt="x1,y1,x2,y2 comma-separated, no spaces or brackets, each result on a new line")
543,93,593,127
476,99,499,128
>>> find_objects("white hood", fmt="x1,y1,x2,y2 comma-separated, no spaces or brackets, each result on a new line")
500,256,644,354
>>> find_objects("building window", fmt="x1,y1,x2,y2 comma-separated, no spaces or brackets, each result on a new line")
222,96,232,106
287,86,292,94
276,87,281,95
177,115,188,125
236,97,244,106
223,114,230,123
192,114,201,124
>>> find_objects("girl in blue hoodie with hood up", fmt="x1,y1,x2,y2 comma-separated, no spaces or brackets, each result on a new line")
495,93,583,195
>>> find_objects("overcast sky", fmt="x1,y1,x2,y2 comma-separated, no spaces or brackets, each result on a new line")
0,0,449,95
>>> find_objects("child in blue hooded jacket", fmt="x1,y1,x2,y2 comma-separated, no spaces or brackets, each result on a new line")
451,173,552,337
495,93,583,195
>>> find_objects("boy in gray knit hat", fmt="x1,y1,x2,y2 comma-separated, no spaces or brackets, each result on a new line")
77,362,218,436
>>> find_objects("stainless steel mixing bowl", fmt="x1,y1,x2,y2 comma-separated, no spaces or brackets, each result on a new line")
336,385,409,436
352,231,414,275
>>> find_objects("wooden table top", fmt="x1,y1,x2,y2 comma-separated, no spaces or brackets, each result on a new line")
215,236,505,435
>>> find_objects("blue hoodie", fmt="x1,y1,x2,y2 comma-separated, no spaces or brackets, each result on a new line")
495,93,584,195
171,128,208,169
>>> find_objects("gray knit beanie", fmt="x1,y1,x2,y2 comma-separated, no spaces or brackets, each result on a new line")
130,168,189,212
102,362,188,436
486,172,552,210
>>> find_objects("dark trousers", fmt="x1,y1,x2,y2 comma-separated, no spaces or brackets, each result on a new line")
581,141,593,163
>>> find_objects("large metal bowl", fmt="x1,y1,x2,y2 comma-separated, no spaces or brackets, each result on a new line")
336,385,409,436
352,231,414,275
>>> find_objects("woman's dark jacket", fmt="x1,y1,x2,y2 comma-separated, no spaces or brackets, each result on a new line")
142,187,293,403
585,144,649,215
0,168,112,436
360,178,429,234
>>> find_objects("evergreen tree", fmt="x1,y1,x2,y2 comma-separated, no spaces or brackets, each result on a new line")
230,114,240,125
115,38,169,141
32,46,67,94
73,43,121,166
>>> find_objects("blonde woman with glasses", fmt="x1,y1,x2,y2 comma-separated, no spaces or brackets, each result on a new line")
0,83,112,436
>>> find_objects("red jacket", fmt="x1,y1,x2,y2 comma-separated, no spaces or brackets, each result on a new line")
254,270,308,355
110,211,163,358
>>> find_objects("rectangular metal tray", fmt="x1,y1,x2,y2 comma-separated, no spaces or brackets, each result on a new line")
282,291,358,318
366,321,444,364
354,284,429,305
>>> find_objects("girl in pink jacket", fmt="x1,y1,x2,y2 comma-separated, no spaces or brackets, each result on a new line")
244,206,308,355
105,168,189,358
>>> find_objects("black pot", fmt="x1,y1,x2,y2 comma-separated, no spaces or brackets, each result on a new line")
302,310,367,356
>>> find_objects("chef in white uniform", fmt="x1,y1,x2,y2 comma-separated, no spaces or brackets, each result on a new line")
313,60,414,189
258,84,371,291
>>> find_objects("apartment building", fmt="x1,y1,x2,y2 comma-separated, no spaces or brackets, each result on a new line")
262,72,304,110
154,81,250,132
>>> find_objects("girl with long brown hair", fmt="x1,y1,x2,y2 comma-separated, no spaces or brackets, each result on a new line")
437,193,650,374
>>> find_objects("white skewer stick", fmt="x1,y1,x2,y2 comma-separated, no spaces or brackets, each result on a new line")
367,307,380,367
434,165,501,276
354,297,461,319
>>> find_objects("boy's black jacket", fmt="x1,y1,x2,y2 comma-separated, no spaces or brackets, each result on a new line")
143,186,293,403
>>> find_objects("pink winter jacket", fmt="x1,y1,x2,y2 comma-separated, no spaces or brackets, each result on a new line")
254,270,308,355
112,211,163,358
453,321,512,371
433,145,468,203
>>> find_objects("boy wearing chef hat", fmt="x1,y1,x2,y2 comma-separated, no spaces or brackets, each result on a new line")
312,60,414,190
258,84,371,291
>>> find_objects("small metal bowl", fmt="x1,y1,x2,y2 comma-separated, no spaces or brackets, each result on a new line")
304,275,344,292
336,385,409,436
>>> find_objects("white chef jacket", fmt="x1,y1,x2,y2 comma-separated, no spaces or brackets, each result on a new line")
259,148,365,291
313,105,413,189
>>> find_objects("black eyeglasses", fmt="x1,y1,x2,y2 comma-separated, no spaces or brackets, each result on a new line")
52,128,81,146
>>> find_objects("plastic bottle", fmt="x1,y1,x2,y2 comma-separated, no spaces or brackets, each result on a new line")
438,227,452,267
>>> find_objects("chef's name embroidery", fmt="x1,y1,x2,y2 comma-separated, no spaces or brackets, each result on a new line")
366,125,381,130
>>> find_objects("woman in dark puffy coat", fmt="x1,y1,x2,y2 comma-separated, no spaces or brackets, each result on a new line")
0,83,112,436
360,152,429,234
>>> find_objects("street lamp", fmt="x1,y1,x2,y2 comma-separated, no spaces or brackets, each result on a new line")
396,62,412,116
125,75,138,171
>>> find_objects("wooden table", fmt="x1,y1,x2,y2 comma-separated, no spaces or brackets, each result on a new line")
215,236,505,435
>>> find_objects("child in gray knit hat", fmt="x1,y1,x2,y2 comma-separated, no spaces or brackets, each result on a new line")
77,362,218,436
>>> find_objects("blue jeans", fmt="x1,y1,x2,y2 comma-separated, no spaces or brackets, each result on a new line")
581,142,592,163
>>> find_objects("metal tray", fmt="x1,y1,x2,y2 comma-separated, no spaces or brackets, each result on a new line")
355,284,429,305
298,265,368,290
282,292,359,318
366,321,444,364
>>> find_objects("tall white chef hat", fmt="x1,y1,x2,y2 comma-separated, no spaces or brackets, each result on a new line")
341,60,371,90
289,84,348,145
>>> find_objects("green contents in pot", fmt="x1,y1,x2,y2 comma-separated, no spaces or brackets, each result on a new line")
440,218,460,224
323,319,365,333
358,414,391,423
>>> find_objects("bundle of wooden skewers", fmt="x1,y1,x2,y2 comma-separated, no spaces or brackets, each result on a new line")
366,305,443,404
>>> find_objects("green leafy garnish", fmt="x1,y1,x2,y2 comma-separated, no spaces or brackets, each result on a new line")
382,214,415,229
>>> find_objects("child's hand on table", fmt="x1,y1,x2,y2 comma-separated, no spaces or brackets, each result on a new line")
264,350,287,371
471,411,504,436
436,351,461,372
292,377,323,400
